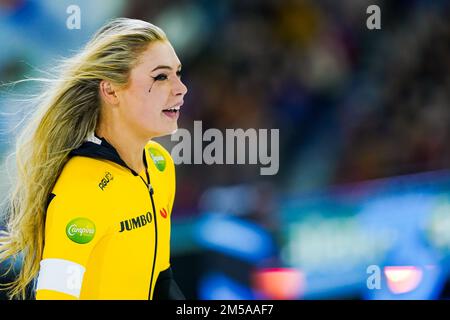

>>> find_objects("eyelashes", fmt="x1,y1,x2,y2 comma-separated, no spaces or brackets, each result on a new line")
152,74,168,81
151,70,182,82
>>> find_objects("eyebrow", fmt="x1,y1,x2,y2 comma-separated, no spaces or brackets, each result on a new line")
151,64,182,72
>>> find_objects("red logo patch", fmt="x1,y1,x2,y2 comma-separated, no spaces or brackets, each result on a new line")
160,208,168,219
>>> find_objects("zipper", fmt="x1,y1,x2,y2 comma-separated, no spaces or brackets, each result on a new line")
139,169,158,300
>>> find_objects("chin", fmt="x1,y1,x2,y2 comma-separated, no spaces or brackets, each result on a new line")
165,123,178,136
150,125,178,138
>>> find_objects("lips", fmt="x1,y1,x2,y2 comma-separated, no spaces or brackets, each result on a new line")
162,106,180,113
162,101,183,112
162,101,183,119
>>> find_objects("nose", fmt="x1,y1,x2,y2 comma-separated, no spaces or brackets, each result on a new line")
172,76,188,96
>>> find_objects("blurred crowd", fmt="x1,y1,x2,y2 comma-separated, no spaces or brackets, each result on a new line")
336,1,450,183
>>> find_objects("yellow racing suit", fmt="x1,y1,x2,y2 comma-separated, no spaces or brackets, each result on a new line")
35,132,184,300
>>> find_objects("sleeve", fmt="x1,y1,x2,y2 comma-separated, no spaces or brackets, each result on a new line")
167,150,176,217
146,141,184,300
152,142,175,272
152,162,186,300
35,189,105,300
165,146,176,271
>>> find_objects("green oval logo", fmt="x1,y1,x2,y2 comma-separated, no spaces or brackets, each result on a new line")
148,147,166,172
66,217,96,244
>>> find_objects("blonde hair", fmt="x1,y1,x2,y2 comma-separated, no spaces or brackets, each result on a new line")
0,18,167,299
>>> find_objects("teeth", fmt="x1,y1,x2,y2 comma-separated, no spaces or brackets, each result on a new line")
164,106,180,112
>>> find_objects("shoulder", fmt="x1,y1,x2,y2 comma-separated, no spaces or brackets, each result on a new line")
46,157,111,231
51,156,105,199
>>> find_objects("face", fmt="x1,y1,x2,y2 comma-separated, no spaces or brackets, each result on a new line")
115,40,188,139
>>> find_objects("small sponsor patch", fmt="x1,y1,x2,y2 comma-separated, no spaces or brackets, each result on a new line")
160,208,168,219
99,171,113,191
148,147,166,172
66,218,96,244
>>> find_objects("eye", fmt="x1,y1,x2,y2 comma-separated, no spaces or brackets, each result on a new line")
176,70,182,78
152,74,168,81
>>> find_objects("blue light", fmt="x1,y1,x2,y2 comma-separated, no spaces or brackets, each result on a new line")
194,213,274,263
199,272,254,300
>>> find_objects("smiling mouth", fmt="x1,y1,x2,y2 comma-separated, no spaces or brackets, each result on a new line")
162,105,181,119
162,106,180,113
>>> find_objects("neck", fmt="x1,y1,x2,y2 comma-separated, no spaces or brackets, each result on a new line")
95,123,149,175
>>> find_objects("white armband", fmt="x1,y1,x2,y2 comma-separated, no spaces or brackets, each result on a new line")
36,258,86,298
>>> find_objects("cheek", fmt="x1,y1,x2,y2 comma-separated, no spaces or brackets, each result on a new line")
121,85,168,123
128,98,159,125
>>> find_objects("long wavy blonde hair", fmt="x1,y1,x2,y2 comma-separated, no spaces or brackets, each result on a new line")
0,18,167,299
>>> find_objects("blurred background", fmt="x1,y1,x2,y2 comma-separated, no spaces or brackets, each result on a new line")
1,0,450,300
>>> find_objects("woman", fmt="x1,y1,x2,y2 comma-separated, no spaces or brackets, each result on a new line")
0,18,187,299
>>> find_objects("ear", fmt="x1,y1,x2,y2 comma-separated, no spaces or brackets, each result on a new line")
99,80,120,105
